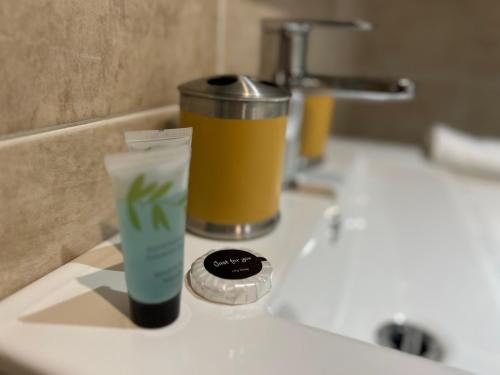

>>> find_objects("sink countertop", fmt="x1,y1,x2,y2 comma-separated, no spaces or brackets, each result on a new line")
0,138,468,375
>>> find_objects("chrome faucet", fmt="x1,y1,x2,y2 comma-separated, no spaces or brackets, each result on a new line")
260,19,415,187
260,19,415,100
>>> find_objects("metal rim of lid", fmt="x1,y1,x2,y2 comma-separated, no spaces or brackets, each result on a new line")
179,95,289,119
178,75,290,102
186,213,280,241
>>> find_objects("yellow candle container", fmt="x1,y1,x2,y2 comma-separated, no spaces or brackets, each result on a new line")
178,75,290,240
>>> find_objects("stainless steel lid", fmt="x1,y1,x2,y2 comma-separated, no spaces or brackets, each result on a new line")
178,74,290,119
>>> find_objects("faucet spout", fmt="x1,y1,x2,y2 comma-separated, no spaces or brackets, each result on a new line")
296,74,415,101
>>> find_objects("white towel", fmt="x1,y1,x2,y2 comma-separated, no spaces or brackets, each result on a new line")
430,123,500,179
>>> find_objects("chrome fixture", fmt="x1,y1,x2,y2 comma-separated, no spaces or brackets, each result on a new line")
376,322,444,361
259,19,415,101
296,75,415,102
260,19,415,187
261,20,370,84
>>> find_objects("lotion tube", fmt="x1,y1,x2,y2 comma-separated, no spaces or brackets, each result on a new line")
105,145,191,328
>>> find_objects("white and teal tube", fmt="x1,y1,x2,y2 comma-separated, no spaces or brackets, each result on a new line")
105,136,191,328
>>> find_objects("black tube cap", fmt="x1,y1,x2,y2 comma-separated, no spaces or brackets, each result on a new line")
129,294,180,329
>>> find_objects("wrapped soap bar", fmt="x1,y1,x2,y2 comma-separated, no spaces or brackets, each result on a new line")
189,248,272,305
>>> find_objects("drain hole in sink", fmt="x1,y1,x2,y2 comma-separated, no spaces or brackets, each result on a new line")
376,322,444,361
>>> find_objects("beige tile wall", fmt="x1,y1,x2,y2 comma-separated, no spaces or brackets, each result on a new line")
0,0,217,137
3,0,499,299
0,0,219,299
0,107,178,299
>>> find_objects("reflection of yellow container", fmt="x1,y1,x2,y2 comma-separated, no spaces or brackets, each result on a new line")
178,75,290,240
300,95,335,163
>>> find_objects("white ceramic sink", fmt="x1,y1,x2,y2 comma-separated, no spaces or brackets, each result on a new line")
0,138,488,375
269,141,500,374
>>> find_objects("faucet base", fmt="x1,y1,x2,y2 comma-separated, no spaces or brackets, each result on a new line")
300,155,324,169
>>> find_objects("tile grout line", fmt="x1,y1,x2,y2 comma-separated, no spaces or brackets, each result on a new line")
0,105,180,148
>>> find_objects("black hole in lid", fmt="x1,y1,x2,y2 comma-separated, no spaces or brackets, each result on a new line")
207,75,238,86
390,331,403,348
258,80,279,88
420,340,429,356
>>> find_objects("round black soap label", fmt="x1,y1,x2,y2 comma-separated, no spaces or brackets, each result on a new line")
204,249,265,280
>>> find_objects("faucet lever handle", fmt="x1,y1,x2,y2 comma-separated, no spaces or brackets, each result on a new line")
308,19,373,31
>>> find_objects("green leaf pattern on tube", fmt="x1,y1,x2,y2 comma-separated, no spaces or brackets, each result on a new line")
117,173,188,304
125,175,184,232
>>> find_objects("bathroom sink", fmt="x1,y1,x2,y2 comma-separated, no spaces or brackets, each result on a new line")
269,143,500,374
